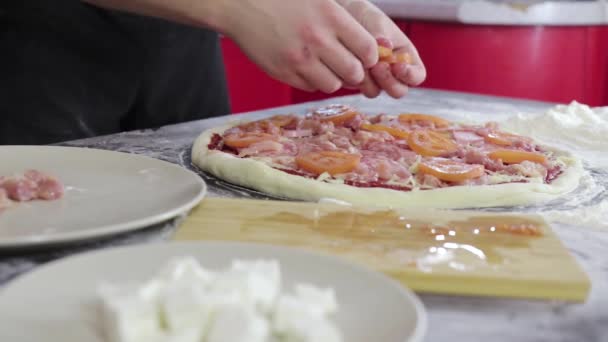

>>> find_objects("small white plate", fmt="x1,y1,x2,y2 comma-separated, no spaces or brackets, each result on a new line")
0,146,206,248
0,241,427,342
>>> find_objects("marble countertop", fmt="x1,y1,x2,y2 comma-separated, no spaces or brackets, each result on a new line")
372,0,608,25
1,89,607,342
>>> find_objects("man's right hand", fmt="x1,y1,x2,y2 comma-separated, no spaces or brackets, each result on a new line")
216,0,379,94
83,0,426,98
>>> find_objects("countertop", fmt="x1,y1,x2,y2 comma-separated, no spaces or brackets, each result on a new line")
372,0,608,25
1,88,607,342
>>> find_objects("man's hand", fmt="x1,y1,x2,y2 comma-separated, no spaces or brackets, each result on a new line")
83,0,425,98
218,0,379,94
221,0,426,97
336,0,427,98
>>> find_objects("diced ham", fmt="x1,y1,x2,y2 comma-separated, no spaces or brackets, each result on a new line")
327,134,352,150
505,161,548,179
369,114,388,124
282,116,299,130
332,127,354,138
283,129,313,138
24,170,45,183
352,130,374,146
317,140,338,151
239,140,284,157
298,118,334,135
352,161,376,182
474,126,491,138
512,139,536,152
375,159,411,180
0,171,65,203
37,177,64,200
0,189,10,210
350,155,411,183
280,140,298,156
344,113,364,130
362,141,417,164
461,148,505,172
2,178,38,201
452,130,484,144
295,137,335,155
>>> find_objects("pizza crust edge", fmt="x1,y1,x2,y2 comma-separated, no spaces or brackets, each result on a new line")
192,123,584,209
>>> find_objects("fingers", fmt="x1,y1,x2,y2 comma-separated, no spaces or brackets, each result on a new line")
298,60,343,94
389,43,426,87
286,74,316,92
332,5,378,68
370,62,408,98
337,0,427,94
319,42,365,86
359,71,381,98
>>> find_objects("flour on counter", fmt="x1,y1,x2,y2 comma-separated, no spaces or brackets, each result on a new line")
501,101,608,169
498,101,608,231
541,201,608,231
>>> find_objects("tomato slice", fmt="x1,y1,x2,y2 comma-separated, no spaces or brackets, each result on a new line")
488,149,547,164
395,52,413,64
295,151,361,176
408,130,458,157
238,119,273,132
360,123,409,139
223,132,277,148
268,114,297,128
379,54,397,64
483,130,531,147
398,113,451,128
315,105,359,126
418,158,485,182
378,45,393,58
239,115,296,132
378,46,412,64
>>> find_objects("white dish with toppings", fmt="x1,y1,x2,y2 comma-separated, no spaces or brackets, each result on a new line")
0,146,206,249
0,241,427,342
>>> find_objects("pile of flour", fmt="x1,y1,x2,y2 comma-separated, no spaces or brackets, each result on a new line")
500,101,608,230
501,101,608,169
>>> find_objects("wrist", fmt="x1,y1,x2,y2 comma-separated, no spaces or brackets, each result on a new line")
192,0,237,36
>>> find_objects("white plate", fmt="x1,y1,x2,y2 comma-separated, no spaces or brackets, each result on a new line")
0,146,206,248
0,241,427,342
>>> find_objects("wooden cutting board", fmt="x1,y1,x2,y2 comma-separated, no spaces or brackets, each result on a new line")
174,198,590,301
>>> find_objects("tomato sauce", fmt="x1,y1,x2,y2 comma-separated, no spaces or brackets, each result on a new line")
207,133,237,155
546,165,563,184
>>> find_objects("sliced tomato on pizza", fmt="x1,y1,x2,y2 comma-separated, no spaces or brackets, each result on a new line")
195,104,581,208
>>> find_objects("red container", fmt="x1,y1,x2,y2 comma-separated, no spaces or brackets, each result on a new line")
408,21,608,106
221,21,608,112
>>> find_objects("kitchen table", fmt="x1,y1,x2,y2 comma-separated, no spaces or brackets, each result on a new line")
1,89,607,342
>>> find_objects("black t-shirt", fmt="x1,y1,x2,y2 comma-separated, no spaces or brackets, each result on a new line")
0,1,230,145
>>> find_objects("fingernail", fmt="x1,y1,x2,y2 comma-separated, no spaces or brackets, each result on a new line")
392,62,409,77
376,37,393,49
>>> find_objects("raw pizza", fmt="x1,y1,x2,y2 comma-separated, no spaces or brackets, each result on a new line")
192,105,582,208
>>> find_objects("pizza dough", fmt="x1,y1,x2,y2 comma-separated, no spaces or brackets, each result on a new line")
192,123,583,209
